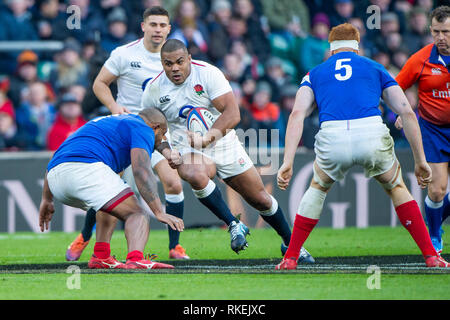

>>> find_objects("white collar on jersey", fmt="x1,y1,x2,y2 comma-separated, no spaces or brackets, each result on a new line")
330,40,359,51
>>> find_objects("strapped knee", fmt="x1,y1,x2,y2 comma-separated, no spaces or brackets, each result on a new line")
313,164,333,189
380,163,402,190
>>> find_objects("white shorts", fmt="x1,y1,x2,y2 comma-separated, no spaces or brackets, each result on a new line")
47,162,134,212
314,116,396,181
151,150,165,168
175,130,254,179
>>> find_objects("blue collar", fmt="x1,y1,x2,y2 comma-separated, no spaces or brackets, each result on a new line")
429,45,450,69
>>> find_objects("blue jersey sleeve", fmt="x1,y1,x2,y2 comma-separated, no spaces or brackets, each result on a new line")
299,73,312,89
377,64,398,90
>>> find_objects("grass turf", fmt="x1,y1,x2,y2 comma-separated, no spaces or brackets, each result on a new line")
0,225,449,300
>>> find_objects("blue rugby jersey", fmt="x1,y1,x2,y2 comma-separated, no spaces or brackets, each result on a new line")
300,51,397,124
47,114,155,173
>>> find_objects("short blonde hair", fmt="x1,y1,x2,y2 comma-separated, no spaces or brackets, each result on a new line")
328,23,360,43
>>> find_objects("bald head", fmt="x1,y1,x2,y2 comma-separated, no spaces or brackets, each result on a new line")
139,108,167,129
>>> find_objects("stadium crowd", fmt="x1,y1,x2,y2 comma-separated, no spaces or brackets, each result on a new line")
0,0,448,152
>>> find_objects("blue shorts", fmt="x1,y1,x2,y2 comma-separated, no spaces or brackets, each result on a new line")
419,117,450,163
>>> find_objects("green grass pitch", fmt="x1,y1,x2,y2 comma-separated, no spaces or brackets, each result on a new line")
0,225,449,300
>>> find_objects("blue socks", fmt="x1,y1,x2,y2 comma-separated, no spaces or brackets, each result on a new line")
261,206,292,246
425,196,444,239
81,208,97,242
260,196,292,246
166,195,184,250
193,180,238,226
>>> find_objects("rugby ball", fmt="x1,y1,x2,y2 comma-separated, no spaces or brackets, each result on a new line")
186,107,216,136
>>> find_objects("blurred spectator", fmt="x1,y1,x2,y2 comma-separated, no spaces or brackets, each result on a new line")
171,17,209,60
207,0,232,62
15,81,56,150
373,12,401,52
348,17,377,58
67,84,87,104
403,7,429,54
230,81,254,132
249,81,284,147
100,7,136,54
0,0,38,74
329,0,354,27
261,56,293,104
33,0,67,41
261,0,310,36
47,92,86,150
64,0,104,43
385,32,403,56
222,53,246,82
96,0,134,24
373,50,399,78
49,39,89,93
298,13,330,76
8,50,56,109
0,77,22,151
172,0,210,44
391,46,410,69
234,0,270,62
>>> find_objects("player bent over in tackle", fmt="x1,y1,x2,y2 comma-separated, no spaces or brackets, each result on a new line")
38,108,184,269
276,23,449,270
141,39,313,262
66,6,189,261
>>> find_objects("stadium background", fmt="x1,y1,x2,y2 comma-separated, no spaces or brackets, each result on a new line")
0,0,449,232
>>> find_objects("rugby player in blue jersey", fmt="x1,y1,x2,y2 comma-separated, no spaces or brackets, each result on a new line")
38,108,184,269
275,23,449,269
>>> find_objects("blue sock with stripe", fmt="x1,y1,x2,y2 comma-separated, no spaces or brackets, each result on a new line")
193,180,238,226
424,196,443,239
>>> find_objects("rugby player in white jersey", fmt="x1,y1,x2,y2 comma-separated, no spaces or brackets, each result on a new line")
141,39,314,262
65,7,189,261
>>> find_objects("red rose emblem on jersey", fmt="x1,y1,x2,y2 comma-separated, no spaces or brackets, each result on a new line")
194,84,204,96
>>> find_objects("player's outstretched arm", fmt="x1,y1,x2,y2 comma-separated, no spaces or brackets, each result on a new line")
130,148,184,231
382,85,432,188
278,86,315,190
39,172,55,232
93,67,130,114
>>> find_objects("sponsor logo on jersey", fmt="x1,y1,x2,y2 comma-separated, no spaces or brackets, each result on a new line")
159,95,170,104
194,84,205,96
431,68,442,75
130,61,142,69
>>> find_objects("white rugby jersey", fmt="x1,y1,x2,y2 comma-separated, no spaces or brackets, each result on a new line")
141,60,234,148
104,38,163,113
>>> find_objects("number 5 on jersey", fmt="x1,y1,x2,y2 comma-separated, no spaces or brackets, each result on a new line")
335,58,352,81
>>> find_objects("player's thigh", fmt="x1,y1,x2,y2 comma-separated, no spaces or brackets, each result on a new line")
373,159,402,185
427,162,449,201
224,166,272,210
153,159,183,194
177,152,216,183
104,194,144,221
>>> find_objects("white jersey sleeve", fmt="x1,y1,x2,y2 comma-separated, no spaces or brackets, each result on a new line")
140,75,160,110
103,47,124,77
204,64,232,100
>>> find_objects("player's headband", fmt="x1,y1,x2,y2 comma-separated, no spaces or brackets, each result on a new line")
330,40,359,51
